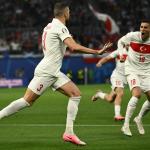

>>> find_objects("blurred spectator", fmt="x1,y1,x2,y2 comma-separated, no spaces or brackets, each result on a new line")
22,41,34,57
0,0,149,55
10,38,22,54
66,69,73,80
0,38,9,54
77,69,84,84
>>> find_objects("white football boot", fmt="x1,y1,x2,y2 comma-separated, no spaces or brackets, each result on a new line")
121,125,132,136
134,116,145,135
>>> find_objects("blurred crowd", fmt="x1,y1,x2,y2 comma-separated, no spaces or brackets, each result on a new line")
0,0,149,55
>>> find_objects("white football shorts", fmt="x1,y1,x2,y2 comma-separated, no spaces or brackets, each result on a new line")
127,74,150,92
28,72,71,95
110,70,127,90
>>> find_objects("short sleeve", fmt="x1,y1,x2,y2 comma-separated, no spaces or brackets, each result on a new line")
58,27,72,41
109,50,118,58
117,32,133,55
118,32,133,48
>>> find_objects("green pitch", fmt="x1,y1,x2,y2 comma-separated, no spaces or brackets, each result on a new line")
0,84,150,150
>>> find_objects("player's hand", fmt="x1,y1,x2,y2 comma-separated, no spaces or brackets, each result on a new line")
96,62,102,67
97,42,113,55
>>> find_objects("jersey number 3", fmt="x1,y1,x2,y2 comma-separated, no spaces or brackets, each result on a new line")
37,84,44,92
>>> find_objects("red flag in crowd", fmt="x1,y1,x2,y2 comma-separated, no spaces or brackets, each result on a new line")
89,4,120,34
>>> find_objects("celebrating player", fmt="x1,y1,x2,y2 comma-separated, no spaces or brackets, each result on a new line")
120,19,150,136
0,2,112,145
92,48,128,121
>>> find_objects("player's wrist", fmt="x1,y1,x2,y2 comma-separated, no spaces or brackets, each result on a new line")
96,62,102,67
96,49,102,55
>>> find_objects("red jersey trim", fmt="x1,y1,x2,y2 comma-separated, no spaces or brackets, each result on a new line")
130,42,150,54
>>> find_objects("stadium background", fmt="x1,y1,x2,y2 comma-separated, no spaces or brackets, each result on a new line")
0,0,149,87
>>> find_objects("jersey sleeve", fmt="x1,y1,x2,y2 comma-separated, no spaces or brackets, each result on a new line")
109,50,118,58
118,32,134,48
58,26,72,41
117,32,134,55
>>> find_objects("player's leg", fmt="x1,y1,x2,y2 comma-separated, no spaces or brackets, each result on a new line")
104,72,120,103
59,81,86,144
134,78,150,135
91,89,116,102
92,72,123,102
136,95,150,118
114,87,125,121
93,73,124,120
105,90,117,102
0,88,39,119
122,74,141,136
53,72,86,145
92,90,107,101
0,76,54,119
134,99,150,135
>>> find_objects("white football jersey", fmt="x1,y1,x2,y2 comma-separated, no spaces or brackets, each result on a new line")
34,18,71,77
109,50,126,75
118,31,150,75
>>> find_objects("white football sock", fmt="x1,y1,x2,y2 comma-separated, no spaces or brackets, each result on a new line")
138,100,150,119
97,92,106,99
124,96,138,126
0,98,30,119
114,105,121,117
65,96,81,134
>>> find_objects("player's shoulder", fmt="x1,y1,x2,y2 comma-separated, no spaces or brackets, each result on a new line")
43,23,52,31
52,18,66,28
52,18,69,33
125,31,141,41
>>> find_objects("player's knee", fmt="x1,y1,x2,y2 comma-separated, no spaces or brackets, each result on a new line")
27,100,35,106
107,95,113,102
117,91,124,97
70,90,81,97
24,97,38,106
107,93,116,103
132,87,142,98
73,91,81,97
132,91,142,99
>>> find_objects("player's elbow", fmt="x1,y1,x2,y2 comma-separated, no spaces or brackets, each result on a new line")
68,44,80,52
69,46,75,52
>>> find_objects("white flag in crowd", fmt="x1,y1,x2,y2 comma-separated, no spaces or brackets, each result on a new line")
89,4,119,34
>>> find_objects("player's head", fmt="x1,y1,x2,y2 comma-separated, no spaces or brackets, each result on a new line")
54,2,70,21
140,19,150,40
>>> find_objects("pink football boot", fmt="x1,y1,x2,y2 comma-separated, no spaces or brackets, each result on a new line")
63,133,86,146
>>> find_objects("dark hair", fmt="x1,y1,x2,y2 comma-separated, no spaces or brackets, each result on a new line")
54,2,69,17
141,19,150,24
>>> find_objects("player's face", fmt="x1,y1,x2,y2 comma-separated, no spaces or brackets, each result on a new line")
140,22,150,40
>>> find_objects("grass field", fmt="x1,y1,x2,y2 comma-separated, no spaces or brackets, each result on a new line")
0,84,150,150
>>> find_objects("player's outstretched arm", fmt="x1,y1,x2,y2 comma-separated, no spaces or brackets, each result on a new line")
96,56,112,67
64,37,112,54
